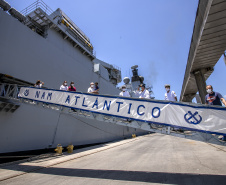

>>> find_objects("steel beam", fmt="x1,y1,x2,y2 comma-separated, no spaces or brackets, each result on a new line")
193,69,207,104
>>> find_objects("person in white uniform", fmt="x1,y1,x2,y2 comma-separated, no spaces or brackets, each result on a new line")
119,85,130,97
164,84,180,131
87,82,95,93
60,81,68,91
135,84,150,99
164,84,177,101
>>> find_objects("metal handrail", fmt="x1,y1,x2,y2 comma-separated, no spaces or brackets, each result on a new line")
0,83,21,99
20,0,55,16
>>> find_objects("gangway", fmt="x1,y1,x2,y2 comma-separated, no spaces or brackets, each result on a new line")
1,83,226,146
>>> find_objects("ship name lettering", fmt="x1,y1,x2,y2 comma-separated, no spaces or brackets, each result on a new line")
35,91,40,98
82,97,88,107
103,100,111,111
128,103,132,114
65,95,70,104
47,93,52,100
92,98,98,109
116,101,123,112
41,92,45,99
74,96,80,105
152,107,161,118
137,105,145,116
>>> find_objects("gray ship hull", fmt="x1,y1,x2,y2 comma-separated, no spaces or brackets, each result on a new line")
0,8,147,154
0,102,146,154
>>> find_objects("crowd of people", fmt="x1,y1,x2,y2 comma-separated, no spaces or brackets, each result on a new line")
119,83,177,101
87,82,99,94
35,80,99,94
59,81,76,92
34,79,225,140
34,80,226,106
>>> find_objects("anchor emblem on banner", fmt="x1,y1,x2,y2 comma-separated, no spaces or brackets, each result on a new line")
184,111,202,125
24,89,29,96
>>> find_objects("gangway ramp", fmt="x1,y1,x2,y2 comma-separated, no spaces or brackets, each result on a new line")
8,85,225,146
1,83,226,146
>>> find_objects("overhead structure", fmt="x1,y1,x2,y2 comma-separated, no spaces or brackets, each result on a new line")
180,0,226,103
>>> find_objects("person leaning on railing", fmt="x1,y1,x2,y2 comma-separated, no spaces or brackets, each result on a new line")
60,81,68,91
34,80,44,88
87,82,99,94
135,84,150,99
94,82,99,94
164,84,177,101
68,82,76,91
119,85,130,97
205,85,226,141
205,85,226,106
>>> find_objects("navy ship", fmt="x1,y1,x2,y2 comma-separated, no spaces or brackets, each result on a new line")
0,0,148,154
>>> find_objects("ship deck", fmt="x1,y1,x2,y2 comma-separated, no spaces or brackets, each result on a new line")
0,133,226,185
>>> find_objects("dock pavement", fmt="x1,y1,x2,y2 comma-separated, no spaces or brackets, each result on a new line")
0,133,226,185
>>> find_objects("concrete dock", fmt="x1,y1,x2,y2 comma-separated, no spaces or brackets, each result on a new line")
0,133,226,185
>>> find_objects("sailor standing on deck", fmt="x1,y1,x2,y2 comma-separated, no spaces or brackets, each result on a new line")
205,85,226,106
68,81,76,91
35,80,44,88
60,81,68,91
164,84,177,101
164,84,180,132
205,85,226,141
94,82,99,94
119,85,130,97
87,82,96,94
135,84,150,99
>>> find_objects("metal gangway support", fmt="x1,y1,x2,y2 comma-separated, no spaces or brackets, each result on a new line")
1,83,226,146
0,83,20,112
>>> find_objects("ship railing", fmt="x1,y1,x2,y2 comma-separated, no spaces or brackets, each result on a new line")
19,0,95,59
0,83,21,112
20,0,55,16
0,83,21,99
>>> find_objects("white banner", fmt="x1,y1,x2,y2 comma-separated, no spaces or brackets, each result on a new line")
18,87,226,135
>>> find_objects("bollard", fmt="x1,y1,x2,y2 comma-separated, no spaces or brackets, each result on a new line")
67,144,74,153
55,144,63,154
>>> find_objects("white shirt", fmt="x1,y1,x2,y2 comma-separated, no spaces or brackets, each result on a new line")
88,87,95,93
35,84,42,88
60,85,68,91
165,90,177,101
119,91,130,97
135,89,150,99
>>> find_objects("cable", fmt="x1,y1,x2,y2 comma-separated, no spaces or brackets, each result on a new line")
67,112,122,136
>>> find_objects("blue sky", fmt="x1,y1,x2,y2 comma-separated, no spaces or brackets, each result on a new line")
8,0,226,101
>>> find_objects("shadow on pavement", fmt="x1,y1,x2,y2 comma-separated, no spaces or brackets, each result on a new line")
1,164,226,185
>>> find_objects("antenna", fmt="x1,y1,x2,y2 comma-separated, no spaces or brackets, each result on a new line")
131,65,138,69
